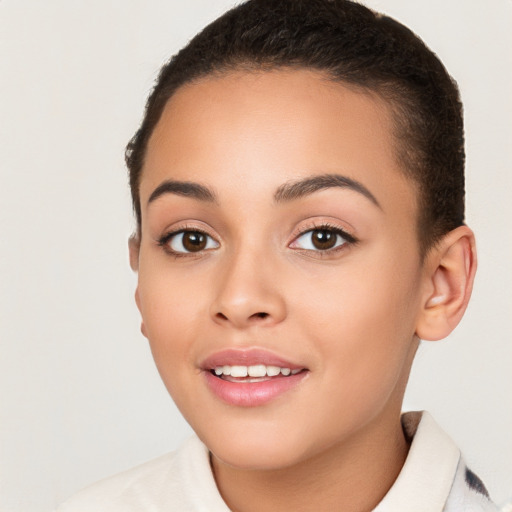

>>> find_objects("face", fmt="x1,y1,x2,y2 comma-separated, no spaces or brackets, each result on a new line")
134,69,426,470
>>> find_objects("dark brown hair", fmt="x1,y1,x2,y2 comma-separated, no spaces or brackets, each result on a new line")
126,0,465,253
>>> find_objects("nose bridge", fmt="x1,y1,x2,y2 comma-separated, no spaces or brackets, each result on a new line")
211,240,286,328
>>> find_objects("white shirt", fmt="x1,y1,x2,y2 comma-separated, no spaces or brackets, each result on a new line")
55,411,498,512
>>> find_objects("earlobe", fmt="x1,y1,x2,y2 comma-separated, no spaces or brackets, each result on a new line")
129,234,148,338
134,287,148,339
415,226,477,341
128,234,140,271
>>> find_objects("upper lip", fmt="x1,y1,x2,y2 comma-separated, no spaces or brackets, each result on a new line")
200,348,305,370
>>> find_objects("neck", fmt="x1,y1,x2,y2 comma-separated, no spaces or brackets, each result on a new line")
211,410,409,512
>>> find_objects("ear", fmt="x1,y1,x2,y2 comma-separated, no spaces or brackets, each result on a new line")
415,225,477,341
134,287,148,339
128,234,148,338
128,234,140,271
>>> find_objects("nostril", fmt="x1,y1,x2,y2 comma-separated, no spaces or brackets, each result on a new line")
213,310,275,325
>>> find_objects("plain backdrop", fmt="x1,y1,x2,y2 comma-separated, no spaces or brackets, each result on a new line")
1,1,511,511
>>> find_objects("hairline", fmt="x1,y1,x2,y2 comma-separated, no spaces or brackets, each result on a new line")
134,64,429,256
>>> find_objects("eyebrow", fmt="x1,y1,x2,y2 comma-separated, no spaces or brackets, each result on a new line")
148,180,218,205
273,173,381,208
147,173,380,209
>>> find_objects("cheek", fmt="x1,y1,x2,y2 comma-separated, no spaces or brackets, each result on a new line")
296,257,417,332
293,253,421,389
137,264,207,375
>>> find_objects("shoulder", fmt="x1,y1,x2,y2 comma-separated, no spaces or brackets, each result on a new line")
374,411,499,512
55,448,183,512
55,435,229,512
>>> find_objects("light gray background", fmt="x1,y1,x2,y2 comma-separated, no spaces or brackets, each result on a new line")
1,1,510,511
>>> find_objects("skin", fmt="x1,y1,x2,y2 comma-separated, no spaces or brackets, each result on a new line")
130,69,476,512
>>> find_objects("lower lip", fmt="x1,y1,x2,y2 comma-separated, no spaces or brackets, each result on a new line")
203,371,308,407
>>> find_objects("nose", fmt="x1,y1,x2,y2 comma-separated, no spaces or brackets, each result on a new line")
210,248,287,329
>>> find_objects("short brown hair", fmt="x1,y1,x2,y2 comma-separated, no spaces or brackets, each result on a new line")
126,0,465,254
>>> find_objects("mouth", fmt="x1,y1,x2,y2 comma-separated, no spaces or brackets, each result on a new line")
210,364,305,383
201,349,309,407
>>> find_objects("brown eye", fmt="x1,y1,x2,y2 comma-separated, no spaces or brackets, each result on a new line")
167,230,219,254
182,232,207,252
292,227,351,252
311,229,337,250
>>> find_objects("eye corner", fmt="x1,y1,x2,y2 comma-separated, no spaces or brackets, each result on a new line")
157,227,220,257
289,223,358,255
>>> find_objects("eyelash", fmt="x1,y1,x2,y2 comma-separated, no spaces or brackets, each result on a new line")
290,223,357,256
157,223,357,258
157,225,218,258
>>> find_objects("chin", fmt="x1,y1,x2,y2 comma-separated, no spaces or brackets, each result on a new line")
211,441,306,471
197,420,317,471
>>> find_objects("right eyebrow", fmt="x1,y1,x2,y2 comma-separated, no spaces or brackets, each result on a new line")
274,173,381,209
147,180,218,205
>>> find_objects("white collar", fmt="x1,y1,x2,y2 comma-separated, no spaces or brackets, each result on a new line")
373,411,461,512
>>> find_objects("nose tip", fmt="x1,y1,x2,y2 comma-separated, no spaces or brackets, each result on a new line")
210,261,286,329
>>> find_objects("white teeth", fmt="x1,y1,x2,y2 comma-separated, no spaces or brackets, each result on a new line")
230,365,248,378
266,365,281,376
248,364,266,377
213,365,302,378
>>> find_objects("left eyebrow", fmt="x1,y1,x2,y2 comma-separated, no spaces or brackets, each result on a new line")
274,173,381,209
147,180,218,206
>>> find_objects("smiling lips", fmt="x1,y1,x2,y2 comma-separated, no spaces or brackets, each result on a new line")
202,349,308,407
214,364,302,380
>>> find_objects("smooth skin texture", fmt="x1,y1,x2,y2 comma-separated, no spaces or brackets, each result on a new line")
130,69,476,512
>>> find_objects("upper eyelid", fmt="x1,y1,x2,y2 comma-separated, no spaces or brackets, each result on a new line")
155,220,357,249
161,223,353,240
157,222,218,240
290,222,356,242
288,225,358,259
156,227,218,254
158,228,220,257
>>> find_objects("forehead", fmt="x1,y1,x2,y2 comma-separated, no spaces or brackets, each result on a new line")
141,69,417,222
